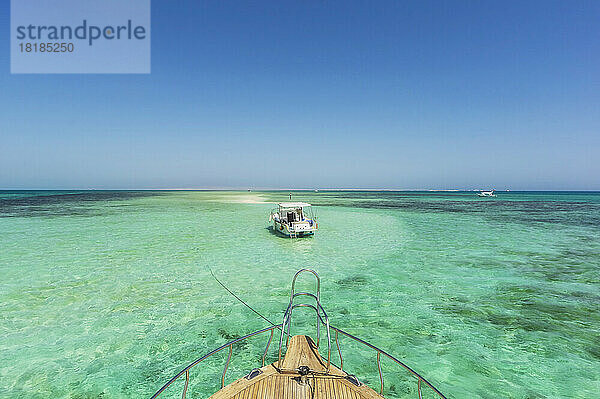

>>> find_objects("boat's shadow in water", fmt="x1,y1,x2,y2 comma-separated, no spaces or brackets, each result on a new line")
265,226,286,238
265,226,314,239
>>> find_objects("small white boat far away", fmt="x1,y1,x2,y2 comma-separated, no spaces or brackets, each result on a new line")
477,190,496,197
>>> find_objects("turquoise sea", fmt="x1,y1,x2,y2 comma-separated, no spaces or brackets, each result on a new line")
1,190,599,398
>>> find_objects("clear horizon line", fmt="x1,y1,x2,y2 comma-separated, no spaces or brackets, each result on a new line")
1,187,599,192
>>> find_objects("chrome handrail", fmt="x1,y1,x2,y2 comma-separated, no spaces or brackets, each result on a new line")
284,304,447,398
330,325,447,399
150,324,282,399
277,269,332,373
150,321,447,399
150,268,447,399
291,269,320,345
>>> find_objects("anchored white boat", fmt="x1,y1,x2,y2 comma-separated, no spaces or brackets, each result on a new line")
269,202,318,238
477,190,496,197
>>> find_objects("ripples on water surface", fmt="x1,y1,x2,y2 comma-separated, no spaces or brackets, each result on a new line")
1,191,598,398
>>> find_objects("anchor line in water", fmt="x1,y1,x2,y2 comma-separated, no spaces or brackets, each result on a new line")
207,266,277,327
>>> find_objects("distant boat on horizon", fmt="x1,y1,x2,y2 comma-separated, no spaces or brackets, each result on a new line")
477,190,496,197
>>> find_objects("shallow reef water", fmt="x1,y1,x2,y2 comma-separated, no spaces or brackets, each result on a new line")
1,190,598,398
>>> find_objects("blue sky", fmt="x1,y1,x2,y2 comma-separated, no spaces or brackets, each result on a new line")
1,1,599,190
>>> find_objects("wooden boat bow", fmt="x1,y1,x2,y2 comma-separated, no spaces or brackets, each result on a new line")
150,270,448,398
209,335,382,399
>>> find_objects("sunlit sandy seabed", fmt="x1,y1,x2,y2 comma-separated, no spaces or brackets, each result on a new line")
1,190,599,398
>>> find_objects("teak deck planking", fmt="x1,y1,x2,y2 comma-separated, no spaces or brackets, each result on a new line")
209,335,382,399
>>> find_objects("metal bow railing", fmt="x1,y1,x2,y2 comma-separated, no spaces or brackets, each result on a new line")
277,269,332,372
150,269,447,399
150,324,281,399
330,325,447,399
150,322,447,399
